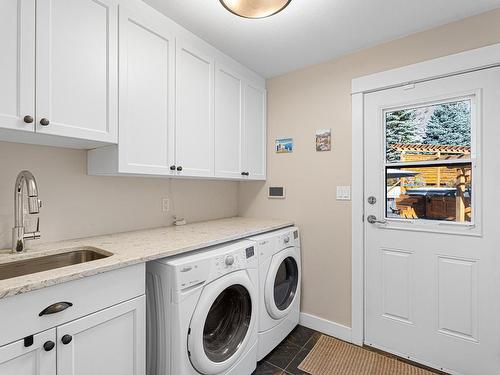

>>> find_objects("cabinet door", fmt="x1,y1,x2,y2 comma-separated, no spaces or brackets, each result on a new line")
35,0,118,142
57,295,145,375
242,83,267,180
175,41,214,177
0,329,56,375
214,64,243,179
118,8,175,175
0,0,35,132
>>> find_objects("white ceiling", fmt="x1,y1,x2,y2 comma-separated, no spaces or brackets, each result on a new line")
144,0,500,78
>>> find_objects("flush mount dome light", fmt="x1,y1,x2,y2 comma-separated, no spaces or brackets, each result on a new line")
220,0,291,19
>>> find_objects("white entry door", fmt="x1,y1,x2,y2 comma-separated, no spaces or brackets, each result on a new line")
364,67,500,375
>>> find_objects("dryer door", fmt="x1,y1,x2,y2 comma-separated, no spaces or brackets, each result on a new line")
188,270,257,375
265,247,301,320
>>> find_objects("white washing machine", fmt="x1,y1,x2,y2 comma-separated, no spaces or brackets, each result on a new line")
146,240,259,375
249,227,301,360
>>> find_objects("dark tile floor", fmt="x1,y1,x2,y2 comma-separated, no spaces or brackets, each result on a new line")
253,325,444,375
252,325,321,375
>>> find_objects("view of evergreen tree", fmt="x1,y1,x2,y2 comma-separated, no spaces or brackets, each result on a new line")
423,101,471,146
385,110,418,161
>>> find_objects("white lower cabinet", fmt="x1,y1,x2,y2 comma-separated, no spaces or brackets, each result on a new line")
0,297,144,375
57,296,145,375
0,329,56,375
0,265,146,375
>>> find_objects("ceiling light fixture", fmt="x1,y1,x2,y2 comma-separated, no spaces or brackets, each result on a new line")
220,0,291,19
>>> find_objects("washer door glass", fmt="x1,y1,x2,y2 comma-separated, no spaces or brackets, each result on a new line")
274,256,299,311
203,284,252,363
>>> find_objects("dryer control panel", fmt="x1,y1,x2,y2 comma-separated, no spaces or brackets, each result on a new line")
249,227,300,263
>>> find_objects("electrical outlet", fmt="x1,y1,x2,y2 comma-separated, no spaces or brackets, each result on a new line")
162,198,170,212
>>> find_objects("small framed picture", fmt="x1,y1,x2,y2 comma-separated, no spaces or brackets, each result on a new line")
275,138,293,153
316,129,332,151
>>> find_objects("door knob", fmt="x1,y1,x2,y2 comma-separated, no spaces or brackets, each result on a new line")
61,334,72,345
40,118,50,126
23,115,34,124
43,341,55,351
367,215,387,225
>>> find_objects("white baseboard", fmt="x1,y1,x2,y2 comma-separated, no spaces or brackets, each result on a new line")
299,312,353,344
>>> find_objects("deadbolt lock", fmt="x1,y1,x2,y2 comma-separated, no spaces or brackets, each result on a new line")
368,196,377,205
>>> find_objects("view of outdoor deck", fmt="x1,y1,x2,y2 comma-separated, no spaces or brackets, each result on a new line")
385,100,473,223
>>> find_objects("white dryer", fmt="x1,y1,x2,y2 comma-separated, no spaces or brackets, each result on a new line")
249,227,301,360
146,240,259,375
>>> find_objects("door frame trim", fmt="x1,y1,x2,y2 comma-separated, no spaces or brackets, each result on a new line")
350,42,500,346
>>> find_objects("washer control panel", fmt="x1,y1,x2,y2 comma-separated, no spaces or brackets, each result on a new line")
170,241,257,291
215,246,256,276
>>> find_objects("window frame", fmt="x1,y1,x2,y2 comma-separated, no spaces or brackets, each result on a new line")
379,90,482,233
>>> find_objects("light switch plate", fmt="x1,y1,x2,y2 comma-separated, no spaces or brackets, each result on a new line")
336,186,351,201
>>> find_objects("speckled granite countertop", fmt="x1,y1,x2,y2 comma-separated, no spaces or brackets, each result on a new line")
0,217,293,300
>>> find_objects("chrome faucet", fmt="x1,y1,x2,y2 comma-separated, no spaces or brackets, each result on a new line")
12,170,42,253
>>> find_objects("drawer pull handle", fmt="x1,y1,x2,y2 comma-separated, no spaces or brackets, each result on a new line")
39,302,73,316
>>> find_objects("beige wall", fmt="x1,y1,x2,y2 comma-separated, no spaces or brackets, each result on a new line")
0,141,238,249
238,8,500,327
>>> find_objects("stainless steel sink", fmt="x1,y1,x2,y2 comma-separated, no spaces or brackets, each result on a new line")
0,248,112,281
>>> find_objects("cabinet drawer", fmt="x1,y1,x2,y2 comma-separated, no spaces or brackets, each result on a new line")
0,263,145,347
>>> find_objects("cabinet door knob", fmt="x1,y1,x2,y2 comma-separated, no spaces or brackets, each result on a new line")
43,341,55,351
23,115,34,124
61,334,72,345
176,166,183,172
170,165,176,171
40,118,50,126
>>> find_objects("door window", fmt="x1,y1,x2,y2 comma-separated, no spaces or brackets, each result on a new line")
203,284,252,363
274,257,299,311
384,98,475,223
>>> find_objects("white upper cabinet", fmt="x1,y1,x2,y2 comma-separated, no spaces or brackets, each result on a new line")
117,7,175,175
214,64,243,179
0,0,35,133
35,0,118,142
0,329,56,375
0,0,266,179
242,83,267,180
174,41,215,177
